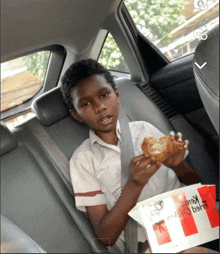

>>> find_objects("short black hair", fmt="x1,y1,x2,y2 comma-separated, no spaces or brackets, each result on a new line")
61,59,116,110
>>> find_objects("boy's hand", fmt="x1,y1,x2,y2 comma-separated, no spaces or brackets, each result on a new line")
128,154,162,188
162,132,189,169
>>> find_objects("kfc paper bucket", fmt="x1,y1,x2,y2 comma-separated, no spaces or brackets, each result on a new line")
128,184,219,253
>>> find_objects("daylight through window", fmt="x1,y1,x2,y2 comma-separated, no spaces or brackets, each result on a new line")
125,0,219,61
1,51,50,112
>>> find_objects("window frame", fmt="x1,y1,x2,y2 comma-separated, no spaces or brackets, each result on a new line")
97,31,130,74
122,0,219,63
98,2,148,83
1,50,51,114
118,3,168,76
1,45,66,121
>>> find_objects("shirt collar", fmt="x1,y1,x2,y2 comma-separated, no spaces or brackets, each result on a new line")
89,120,121,149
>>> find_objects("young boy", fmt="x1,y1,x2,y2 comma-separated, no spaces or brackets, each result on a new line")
61,59,202,253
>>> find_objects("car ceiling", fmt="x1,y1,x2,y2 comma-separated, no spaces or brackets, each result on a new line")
1,0,121,63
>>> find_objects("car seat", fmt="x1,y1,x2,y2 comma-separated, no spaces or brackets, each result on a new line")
193,25,219,134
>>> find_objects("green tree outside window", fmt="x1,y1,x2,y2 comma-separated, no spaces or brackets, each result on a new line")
22,51,50,82
99,0,186,71
99,33,129,73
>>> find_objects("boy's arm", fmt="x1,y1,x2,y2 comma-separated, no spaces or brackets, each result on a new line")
172,162,202,185
86,154,162,247
86,181,143,247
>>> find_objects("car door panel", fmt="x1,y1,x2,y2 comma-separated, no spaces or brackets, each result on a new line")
148,52,218,158
150,54,204,115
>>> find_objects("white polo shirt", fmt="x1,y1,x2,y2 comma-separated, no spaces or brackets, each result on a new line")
70,121,186,252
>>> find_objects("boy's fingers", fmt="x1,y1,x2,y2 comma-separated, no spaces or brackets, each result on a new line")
183,140,189,149
170,131,184,143
133,161,162,184
150,157,157,165
130,155,143,166
170,131,175,138
147,161,162,174
138,158,152,168
133,154,146,162
130,154,147,167
177,132,183,142
170,131,179,141
138,163,162,181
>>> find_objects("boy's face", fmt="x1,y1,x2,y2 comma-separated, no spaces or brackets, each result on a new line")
70,74,120,134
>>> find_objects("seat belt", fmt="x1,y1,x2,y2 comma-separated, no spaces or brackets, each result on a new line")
28,113,137,253
27,118,74,195
27,119,121,253
118,106,138,253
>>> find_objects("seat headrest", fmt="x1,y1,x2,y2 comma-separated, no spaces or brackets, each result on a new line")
32,87,69,126
0,123,18,156
194,25,219,96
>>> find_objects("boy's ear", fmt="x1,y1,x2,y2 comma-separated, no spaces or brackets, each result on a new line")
115,89,120,104
70,109,84,123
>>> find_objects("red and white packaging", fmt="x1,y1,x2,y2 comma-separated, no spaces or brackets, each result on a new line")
128,183,219,253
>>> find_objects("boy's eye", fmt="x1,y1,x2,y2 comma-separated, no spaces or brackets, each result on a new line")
101,93,109,98
82,102,89,107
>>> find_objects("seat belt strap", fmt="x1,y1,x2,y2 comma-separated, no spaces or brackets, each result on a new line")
118,107,135,187
118,106,138,253
28,112,137,253
27,118,122,253
27,118,74,195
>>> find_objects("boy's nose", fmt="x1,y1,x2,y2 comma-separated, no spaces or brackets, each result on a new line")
94,101,106,114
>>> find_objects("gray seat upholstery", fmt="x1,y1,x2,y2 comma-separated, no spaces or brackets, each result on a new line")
12,90,111,253
193,25,219,134
1,75,219,253
1,215,46,253
30,83,219,253
29,88,118,253
32,82,219,196
0,122,94,253
115,79,173,134
116,79,219,199
31,87,90,160
0,122,18,156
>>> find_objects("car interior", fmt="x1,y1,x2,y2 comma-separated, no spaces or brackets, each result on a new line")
1,0,219,253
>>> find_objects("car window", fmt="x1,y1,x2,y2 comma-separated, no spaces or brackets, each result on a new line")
98,33,130,73
1,51,50,113
124,0,219,61
4,111,36,130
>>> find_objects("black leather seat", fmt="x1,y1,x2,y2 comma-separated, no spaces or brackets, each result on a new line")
193,25,219,134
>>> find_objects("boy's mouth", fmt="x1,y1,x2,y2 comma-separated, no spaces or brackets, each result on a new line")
99,115,113,126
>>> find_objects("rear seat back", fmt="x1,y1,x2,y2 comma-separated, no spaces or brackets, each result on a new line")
0,122,18,156
1,215,46,253
31,87,90,160
2,76,218,253
116,79,219,199
0,123,95,253
32,82,219,198
29,87,114,252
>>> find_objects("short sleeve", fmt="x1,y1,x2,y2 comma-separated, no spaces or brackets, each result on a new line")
70,155,107,212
